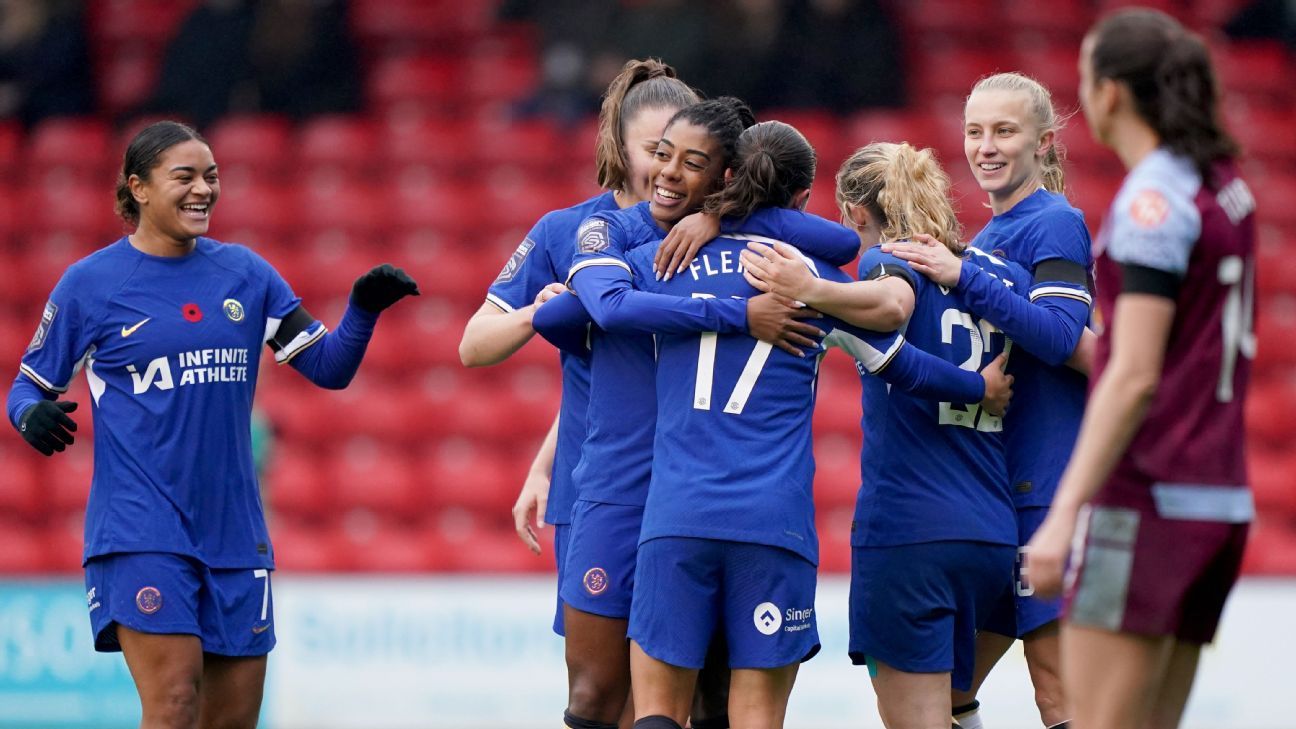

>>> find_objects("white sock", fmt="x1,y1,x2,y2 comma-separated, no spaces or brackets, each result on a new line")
954,702,984,729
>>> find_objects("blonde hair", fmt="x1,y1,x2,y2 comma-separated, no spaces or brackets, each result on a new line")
968,72,1067,194
836,142,962,252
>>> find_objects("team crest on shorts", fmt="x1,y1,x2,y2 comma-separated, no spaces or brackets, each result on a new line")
136,586,163,615
753,601,782,635
583,567,609,595
222,298,245,323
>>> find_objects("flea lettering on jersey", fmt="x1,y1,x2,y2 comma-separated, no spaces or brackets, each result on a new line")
128,347,251,394
687,250,746,281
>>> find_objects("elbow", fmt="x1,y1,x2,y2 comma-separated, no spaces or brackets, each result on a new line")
457,335,498,368
874,301,908,332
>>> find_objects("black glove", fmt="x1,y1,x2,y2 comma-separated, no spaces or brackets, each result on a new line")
18,400,78,456
351,263,420,313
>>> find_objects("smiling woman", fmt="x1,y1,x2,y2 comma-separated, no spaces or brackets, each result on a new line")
5,119,419,729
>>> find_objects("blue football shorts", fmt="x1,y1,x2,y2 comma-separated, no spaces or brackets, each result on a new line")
84,551,274,657
559,500,644,620
629,536,820,670
982,506,1064,638
848,541,1013,690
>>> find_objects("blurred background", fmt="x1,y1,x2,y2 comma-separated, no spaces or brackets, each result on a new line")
0,0,1293,727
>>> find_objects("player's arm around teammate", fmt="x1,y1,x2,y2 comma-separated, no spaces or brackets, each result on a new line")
7,121,415,729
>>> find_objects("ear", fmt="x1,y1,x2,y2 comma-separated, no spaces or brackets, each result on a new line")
1036,128,1056,159
128,174,148,207
723,167,734,182
791,188,811,211
1099,78,1123,118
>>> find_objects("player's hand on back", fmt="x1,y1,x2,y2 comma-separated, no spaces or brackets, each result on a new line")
747,292,824,358
655,212,719,281
881,234,963,288
18,400,78,456
533,282,566,307
511,471,550,556
740,242,816,301
978,352,1013,416
351,264,421,313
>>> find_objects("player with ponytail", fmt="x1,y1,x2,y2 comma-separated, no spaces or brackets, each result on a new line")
1027,10,1254,729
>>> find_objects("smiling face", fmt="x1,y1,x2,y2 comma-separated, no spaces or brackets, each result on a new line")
621,105,681,205
131,139,220,246
963,88,1051,213
648,119,726,229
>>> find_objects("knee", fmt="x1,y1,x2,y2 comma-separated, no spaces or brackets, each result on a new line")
144,680,201,729
567,673,628,722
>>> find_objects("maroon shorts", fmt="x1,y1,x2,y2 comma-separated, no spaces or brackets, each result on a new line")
1064,505,1248,644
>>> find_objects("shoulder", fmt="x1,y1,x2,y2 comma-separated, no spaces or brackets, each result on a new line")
1107,151,1202,273
534,192,616,236
58,238,135,296
199,238,276,275
859,244,920,290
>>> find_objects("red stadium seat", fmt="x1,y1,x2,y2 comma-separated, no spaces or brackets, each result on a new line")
28,118,112,182
270,518,346,572
330,513,450,572
45,513,86,573
390,175,485,235
1245,380,1296,448
0,521,55,574
22,182,119,238
350,0,493,46
97,50,161,117
901,0,999,39
473,117,561,171
844,110,944,157
368,55,463,112
1212,41,1292,100
1249,444,1296,514
329,439,421,515
911,48,1020,102
1228,106,1296,163
1000,0,1089,38
207,116,295,182
466,51,540,103
207,182,296,241
0,122,20,180
264,444,334,520
297,116,380,176
438,515,553,573
296,177,393,236
423,440,520,516
814,434,862,511
1242,516,1296,575
816,507,855,574
381,118,474,173
87,0,197,48
0,445,43,519
47,447,94,516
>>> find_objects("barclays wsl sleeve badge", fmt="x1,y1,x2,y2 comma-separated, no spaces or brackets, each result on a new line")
495,238,536,284
27,301,58,352
578,218,610,254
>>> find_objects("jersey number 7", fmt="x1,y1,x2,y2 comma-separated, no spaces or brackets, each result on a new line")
938,308,1009,432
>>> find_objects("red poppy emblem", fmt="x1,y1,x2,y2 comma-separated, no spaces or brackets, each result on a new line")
182,303,203,322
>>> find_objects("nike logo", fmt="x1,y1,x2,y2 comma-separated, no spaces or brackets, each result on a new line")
121,318,151,338
251,623,271,634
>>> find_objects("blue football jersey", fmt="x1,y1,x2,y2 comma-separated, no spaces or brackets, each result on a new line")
852,246,1030,549
970,189,1092,508
626,237,911,565
564,203,667,506
15,237,317,568
485,191,617,524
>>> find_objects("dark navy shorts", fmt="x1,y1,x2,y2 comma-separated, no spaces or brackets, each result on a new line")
849,541,1013,691
982,507,1064,638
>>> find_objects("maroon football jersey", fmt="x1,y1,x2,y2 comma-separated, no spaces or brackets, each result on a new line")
1091,149,1256,521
